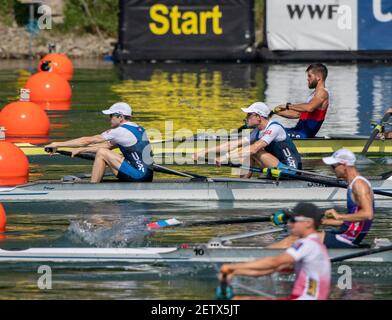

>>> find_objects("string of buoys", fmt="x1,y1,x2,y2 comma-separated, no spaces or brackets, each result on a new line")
0,46,73,187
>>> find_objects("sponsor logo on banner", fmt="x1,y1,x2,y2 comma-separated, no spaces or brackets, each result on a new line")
266,0,358,51
286,3,341,20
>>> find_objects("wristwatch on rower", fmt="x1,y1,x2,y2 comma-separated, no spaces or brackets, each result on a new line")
286,102,292,110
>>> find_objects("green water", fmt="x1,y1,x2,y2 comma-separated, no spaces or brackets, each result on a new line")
0,60,391,300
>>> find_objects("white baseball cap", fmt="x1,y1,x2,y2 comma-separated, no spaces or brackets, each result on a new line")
322,148,356,166
241,102,271,118
102,102,132,116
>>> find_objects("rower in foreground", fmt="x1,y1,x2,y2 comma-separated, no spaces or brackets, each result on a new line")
272,63,329,139
193,102,302,178
270,148,374,249
219,203,331,300
45,103,154,183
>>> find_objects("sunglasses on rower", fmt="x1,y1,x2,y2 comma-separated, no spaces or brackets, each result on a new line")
288,216,314,223
246,113,259,119
110,113,124,118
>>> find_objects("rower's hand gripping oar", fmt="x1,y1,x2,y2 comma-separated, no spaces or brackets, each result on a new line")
361,111,391,156
216,266,234,300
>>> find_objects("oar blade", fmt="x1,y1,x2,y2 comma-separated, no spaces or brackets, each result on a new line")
146,218,182,230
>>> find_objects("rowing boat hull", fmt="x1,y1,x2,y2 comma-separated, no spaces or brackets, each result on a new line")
15,136,392,157
0,246,390,263
0,179,391,202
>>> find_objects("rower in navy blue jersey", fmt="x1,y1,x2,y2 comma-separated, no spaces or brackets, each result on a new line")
45,102,154,183
194,102,302,178
272,64,330,139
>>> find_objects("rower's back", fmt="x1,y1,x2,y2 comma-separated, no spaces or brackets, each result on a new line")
337,176,374,245
286,233,331,300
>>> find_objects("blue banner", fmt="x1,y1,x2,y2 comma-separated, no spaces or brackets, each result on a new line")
358,0,392,50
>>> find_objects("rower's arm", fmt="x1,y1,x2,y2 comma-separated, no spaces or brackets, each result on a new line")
288,90,328,113
224,253,295,278
274,108,302,119
235,139,268,158
72,141,115,153
47,135,106,148
321,218,344,226
335,181,374,222
194,138,245,159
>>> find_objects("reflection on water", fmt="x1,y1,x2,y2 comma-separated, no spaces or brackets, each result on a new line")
2,61,391,141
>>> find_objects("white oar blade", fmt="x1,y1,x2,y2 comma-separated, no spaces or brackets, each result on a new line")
146,218,182,230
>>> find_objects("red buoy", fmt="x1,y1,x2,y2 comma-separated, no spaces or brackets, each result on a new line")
0,204,6,233
38,53,74,81
0,129,29,186
24,72,72,111
0,89,50,137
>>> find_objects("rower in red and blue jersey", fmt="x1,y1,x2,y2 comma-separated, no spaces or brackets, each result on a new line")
272,64,330,139
45,102,154,183
320,149,374,248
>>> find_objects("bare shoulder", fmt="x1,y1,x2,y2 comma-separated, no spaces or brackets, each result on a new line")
315,87,329,100
352,178,372,196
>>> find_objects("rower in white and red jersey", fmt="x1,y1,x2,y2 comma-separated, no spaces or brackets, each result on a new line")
219,203,331,300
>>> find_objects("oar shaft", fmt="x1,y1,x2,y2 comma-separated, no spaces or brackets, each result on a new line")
331,244,392,263
362,112,391,154
54,149,96,161
211,227,284,244
152,164,197,179
187,216,272,227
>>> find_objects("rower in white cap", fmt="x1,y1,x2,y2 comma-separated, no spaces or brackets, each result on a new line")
45,102,154,183
269,148,375,249
193,102,302,178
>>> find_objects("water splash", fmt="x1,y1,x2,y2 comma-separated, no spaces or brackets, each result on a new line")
66,215,151,247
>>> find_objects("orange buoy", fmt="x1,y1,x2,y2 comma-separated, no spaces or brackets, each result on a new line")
24,72,72,111
0,129,29,186
0,204,6,233
0,89,50,137
38,53,74,80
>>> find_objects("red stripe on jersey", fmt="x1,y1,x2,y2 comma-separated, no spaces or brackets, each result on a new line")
299,108,328,121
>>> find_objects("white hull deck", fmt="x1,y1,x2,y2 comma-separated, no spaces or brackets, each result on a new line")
0,246,390,263
0,178,391,202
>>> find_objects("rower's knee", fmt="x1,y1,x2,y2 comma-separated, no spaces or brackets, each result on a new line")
96,148,110,159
